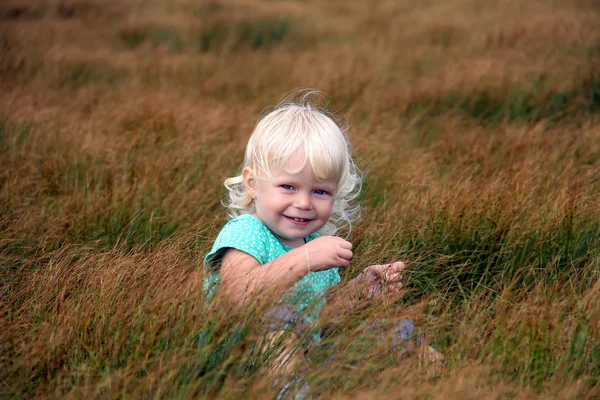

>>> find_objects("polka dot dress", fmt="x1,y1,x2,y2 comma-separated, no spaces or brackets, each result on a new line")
204,214,341,322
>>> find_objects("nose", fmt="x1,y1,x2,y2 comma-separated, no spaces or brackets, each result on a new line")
293,192,312,210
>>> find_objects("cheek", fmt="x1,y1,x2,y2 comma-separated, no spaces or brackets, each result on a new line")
317,199,334,215
258,194,282,212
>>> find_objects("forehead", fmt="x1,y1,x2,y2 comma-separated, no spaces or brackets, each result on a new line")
280,151,307,172
270,153,336,186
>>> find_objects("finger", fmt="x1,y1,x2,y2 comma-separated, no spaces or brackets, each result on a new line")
338,240,353,250
336,257,351,268
382,263,397,274
391,261,406,273
380,282,402,294
386,284,403,297
385,272,403,282
380,264,396,277
338,248,353,261
367,264,387,274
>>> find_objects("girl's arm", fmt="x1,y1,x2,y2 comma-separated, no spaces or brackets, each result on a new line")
219,236,353,307
219,248,308,306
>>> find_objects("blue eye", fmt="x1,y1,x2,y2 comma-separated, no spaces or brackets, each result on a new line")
314,189,328,195
281,184,294,190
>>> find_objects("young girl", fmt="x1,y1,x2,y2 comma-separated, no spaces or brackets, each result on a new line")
203,91,428,377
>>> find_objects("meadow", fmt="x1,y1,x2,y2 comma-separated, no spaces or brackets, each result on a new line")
1,0,599,398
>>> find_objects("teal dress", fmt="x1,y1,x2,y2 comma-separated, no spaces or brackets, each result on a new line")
204,214,341,323
200,215,422,371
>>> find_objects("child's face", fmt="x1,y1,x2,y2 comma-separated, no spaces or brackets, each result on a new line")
244,152,337,248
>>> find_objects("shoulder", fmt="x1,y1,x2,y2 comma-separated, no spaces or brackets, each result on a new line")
223,213,264,230
204,214,270,268
218,214,267,240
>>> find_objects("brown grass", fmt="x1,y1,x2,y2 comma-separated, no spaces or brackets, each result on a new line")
1,0,600,398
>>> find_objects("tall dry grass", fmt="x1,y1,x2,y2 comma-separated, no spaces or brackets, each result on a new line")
1,0,599,398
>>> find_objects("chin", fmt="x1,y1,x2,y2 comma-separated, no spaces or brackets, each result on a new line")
287,227,321,239
279,230,307,240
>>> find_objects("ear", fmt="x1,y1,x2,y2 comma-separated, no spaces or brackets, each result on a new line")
242,167,258,200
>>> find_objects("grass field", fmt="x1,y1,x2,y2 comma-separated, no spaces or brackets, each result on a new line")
1,0,600,398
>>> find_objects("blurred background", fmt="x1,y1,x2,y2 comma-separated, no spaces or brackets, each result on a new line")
1,0,599,398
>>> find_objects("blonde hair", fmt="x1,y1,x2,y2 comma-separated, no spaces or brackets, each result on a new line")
223,90,362,235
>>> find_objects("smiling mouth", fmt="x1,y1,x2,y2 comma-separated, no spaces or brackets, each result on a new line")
284,216,313,224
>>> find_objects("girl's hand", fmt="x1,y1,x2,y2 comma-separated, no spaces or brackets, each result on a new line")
303,236,353,272
354,261,406,299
